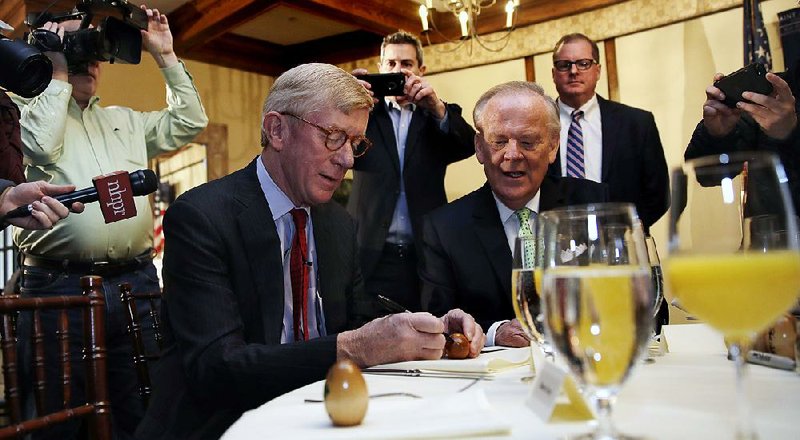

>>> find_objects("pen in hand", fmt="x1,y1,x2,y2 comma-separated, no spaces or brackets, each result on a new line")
376,294,453,342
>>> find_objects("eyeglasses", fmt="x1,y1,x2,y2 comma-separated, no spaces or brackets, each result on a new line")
281,113,372,157
479,133,541,152
553,59,597,72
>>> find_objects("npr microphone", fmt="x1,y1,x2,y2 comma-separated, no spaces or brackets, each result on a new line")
4,169,158,219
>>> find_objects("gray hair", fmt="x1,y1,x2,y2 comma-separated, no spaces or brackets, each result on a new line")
472,81,560,141
260,63,374,147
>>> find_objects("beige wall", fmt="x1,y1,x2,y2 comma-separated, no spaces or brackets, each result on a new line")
97,58,273,173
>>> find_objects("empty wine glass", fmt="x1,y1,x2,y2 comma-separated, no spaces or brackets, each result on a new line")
512,233,554,353
666,152,800,439
539,203,653,440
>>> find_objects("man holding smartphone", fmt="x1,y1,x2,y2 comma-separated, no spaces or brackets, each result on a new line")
349,31,475,313
685,59,799,214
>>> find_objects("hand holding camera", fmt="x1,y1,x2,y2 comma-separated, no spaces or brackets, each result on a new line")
703,63,797,140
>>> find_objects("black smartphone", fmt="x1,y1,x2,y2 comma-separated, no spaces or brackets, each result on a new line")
355,73,406,97
714,63,774,107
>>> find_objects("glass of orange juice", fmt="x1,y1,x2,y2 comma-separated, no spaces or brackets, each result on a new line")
666,152,800,439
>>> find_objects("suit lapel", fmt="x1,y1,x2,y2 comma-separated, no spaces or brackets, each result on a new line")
472,184,513,296
403,107,425,170
538,177,568,212
373,103,401,175
598,96,618,183
235,159,285,344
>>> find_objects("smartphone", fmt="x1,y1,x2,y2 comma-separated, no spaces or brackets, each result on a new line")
714,63,774,107
355,73,406,97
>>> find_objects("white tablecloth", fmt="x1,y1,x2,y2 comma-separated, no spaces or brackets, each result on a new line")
223,350,800,439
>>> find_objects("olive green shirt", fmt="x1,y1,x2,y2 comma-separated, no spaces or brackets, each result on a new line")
12,62,208,260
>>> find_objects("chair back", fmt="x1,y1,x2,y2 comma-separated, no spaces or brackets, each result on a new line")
0,275,111,439
119,282,163,408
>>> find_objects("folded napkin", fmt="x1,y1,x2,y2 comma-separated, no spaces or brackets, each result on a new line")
365,347,531,376
222,388,511,440
660,324,726,355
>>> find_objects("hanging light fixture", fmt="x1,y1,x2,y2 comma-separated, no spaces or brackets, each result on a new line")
417,0,520,53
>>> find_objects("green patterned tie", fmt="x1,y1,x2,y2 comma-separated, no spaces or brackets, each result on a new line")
515,208,536,266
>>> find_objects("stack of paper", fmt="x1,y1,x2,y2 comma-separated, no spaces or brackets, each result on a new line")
363,347,531,379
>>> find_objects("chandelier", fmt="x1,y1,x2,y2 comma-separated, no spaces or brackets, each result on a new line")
417,0,520,53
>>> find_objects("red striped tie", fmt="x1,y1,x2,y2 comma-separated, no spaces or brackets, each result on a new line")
290,209,309,341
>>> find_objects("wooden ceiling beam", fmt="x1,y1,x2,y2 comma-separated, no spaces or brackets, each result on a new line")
287,30,383,67
286,0,421,36
184,33,288,76
169,0,281,53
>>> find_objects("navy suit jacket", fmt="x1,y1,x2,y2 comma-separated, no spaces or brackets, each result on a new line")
548,96,669,230
347,101,475,280
136,159,373,440
420,176,608,330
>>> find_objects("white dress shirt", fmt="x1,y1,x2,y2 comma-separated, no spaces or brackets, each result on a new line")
256,158,325,343
558,95,603,183
484,191,541,347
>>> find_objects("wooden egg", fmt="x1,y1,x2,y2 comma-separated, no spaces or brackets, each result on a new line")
324,359,368,426
445,332,470,359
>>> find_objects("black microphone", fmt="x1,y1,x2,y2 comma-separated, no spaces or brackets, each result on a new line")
4,169,158,219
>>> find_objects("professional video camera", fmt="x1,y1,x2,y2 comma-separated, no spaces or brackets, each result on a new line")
0,20,53,98
27,0,148,75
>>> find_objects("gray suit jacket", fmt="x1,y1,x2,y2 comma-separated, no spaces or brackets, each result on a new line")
420,176,608,330
136,159,373,440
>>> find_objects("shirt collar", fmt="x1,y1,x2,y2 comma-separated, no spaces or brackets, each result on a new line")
557,94,599,118
256,156,309,221
492,190,541,225
384,97,415,112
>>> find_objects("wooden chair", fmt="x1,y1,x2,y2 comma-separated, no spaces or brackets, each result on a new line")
119,282,163,409
0,275,111,439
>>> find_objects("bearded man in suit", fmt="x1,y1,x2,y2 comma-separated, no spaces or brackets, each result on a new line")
136,63,484,440
420,81,608,348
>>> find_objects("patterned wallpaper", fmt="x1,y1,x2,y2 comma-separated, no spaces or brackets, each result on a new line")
338,0,741,74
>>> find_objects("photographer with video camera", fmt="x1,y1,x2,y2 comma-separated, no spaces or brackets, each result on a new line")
11,4,208,439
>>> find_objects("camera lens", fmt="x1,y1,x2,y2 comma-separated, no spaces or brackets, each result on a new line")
0,37,53,98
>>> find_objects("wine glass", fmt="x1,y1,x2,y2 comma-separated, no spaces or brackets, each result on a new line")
666,152,800,439
645,235,664,321
539,203,653,440
512,234,552,379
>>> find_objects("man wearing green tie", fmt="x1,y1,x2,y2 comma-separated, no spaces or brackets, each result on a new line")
419,81,608,347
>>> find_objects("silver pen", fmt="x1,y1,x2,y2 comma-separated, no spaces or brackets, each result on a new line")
746,350,796,371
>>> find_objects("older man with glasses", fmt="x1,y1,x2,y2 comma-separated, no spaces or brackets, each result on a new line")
546,33,670,235
135,63,484,440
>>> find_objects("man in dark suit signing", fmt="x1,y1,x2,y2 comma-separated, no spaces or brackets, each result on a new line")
349,31,476,312
546,33,669,232
136,63,484,440
420,81,608,348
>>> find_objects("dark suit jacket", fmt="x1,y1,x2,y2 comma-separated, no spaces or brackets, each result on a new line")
136,159,373,440
420,176,608,330
347,101,476,280
547,96,669,230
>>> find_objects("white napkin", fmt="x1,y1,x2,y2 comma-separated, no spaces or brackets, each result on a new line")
366,347,531,375
222,388,511,440
660,324,726,355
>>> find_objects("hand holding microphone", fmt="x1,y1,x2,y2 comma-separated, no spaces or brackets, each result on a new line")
1,182,85,230
2,169,158,224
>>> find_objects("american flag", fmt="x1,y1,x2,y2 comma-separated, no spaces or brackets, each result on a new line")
744,0,772,70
